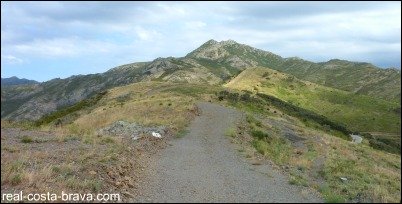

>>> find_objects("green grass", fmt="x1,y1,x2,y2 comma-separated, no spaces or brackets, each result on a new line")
226,67,401,134
252,137,291,165
246,114,262,127
175,129,189,138
100,136,115,144
20,136,33,143
225,127,236,137
289,172,309,187
10,173,23,185
35,90,107,126
162,83,223,98
320,185,346,203
250,130,270,140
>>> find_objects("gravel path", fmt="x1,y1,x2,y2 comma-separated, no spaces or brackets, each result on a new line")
134,102,321,203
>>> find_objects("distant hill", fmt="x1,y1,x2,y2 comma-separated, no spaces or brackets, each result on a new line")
1,76,38,86
1,39,400,120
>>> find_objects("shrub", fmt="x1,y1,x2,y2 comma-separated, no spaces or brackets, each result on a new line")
227,92,239,102
262,72,270,77
21,136,33,143
251,130,269,140
240,93,251,102
35,91,107,126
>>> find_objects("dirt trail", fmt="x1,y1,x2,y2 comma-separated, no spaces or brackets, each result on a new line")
134,102,321,202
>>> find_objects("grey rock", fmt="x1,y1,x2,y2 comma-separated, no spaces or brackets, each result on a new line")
98,120,165,140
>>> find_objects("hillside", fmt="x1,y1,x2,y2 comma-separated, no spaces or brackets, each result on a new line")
225,67,401,134
1,39,400,121
187,40,401,101
1,76,38,86
2,81,400,202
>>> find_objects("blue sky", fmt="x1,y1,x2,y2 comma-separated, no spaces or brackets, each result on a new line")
1,1,401,82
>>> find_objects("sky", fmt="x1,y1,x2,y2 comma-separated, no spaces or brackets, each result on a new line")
1,1,401,82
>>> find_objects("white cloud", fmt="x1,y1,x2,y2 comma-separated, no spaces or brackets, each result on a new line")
134,26,163,41
1,55,23,64
1,1,400,81
10,37,117,57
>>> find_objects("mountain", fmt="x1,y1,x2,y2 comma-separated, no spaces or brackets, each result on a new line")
1,76,38,86
187,40,401,101
1,39,400,120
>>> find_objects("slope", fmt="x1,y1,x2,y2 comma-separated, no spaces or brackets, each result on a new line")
225,67,401,134
2,39,400,121
187,40,401,101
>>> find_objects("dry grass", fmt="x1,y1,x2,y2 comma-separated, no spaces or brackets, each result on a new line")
72,82,203,135
224,99,401,203
1,81,213,201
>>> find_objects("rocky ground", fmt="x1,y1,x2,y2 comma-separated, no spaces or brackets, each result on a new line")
133,102,322,202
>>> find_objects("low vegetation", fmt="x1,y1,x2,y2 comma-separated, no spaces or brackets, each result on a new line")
217,89,401,202
35,91,108,127
225,67,401,134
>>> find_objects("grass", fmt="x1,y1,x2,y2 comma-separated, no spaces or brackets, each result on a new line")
176,129,189,138
61,135,81,142
320,185,346,203
2,146,20,153
246,116,292,165
10,173,23,185
1,120,37,130
218,89,400,202
34,90,107,127
225,127,237,137
66,177,102,192
289,171,309,187
2,77,399,202
225,67,400,134
20,136,33,143
100,136,116,144
72,82,201,134
2,81,219,199
223,74,400,154
250,130,270,140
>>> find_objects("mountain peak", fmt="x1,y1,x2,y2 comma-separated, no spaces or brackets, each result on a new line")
219,39,237,45
205,39,218,45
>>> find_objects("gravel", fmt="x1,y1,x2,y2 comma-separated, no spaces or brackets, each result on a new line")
133,102,322,203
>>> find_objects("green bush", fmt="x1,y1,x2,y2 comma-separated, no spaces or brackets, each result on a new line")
256,93,351,138
240,93,251,102
251,130,269,140
35,91,107,126
227,92,239,102
21,136,33,143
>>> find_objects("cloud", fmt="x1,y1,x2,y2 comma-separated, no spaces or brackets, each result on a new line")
134,26,163,41
1,1,400,81
9,37,117,58
1,55,23,64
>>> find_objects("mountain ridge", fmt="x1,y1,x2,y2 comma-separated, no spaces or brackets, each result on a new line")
1,39,400,120
1,76,39,86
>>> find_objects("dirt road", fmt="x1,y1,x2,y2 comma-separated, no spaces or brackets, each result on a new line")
134,102,321,202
